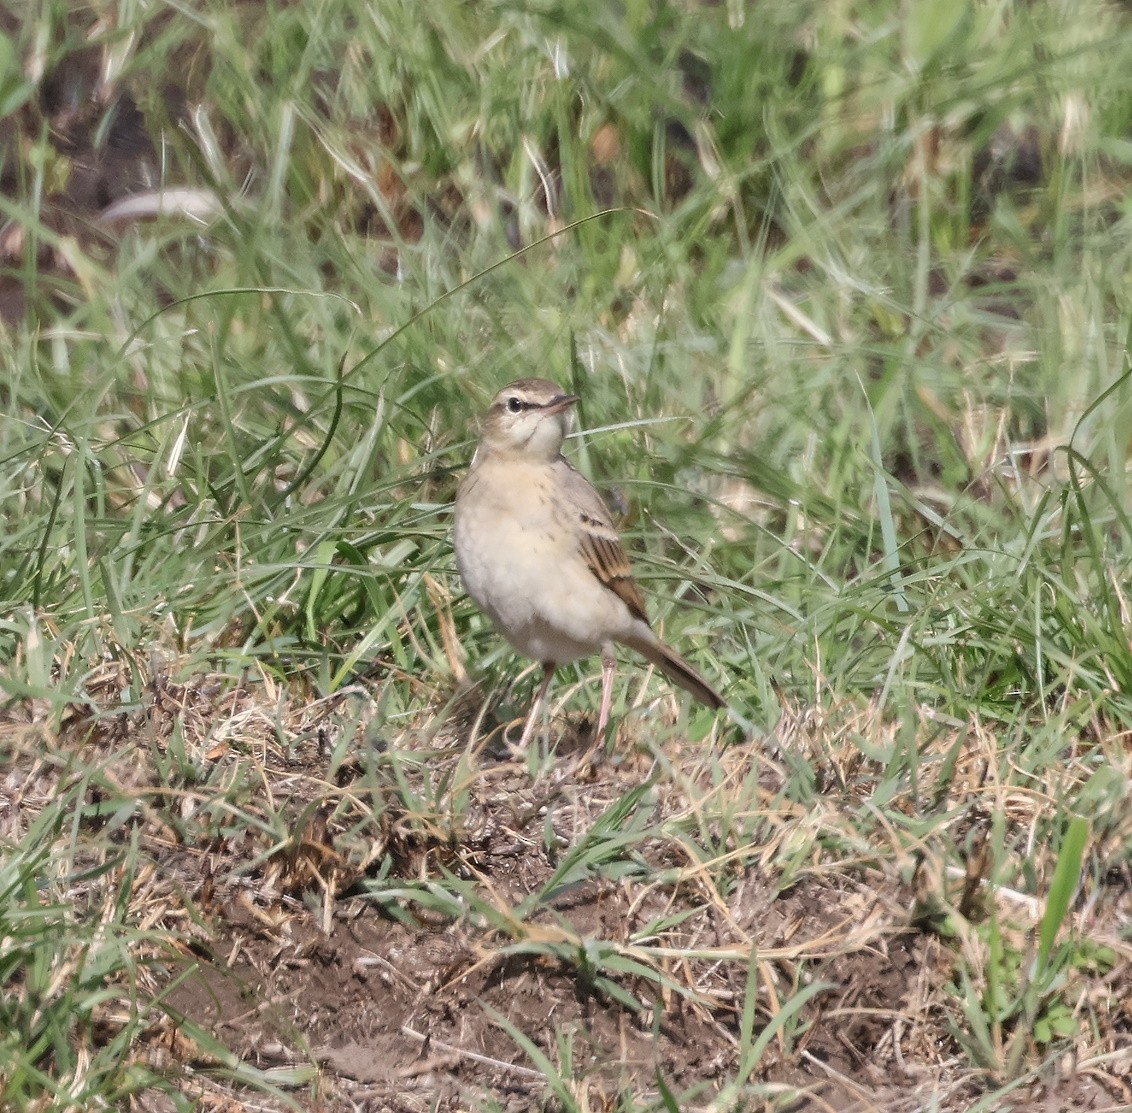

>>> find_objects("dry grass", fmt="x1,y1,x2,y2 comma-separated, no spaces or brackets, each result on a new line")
3,648,1130,1110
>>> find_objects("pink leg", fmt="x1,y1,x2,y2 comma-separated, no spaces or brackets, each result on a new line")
595,650,616,744
516,662,556,751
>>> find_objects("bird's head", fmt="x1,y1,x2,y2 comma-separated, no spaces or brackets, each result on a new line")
478,378,578,461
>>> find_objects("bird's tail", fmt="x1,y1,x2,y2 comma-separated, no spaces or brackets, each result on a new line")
626,634,726,711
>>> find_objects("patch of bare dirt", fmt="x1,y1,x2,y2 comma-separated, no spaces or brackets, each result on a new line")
3,662,1131,1113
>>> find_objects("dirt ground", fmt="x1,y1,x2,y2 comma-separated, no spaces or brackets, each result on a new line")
4,665,1130,1113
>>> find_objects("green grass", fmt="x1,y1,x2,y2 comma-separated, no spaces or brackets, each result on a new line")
2,0,1132,1109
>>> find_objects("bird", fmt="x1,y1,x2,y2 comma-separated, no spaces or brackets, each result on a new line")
453,377,725,750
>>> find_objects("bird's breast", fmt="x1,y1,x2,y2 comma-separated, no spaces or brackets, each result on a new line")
453,457,634,664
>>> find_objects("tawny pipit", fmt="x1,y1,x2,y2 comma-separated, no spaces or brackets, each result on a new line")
454,378,726,749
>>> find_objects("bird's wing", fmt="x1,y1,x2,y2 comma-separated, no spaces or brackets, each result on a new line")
555,458,649,624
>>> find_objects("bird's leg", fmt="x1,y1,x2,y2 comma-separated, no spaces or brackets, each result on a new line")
516,662,556,751
594,649,617,744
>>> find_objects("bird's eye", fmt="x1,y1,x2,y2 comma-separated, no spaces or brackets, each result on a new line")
506,396,524,413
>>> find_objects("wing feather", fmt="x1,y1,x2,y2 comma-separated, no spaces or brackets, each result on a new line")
554,458,649,623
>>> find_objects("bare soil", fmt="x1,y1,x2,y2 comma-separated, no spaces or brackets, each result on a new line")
4,665,1129,1113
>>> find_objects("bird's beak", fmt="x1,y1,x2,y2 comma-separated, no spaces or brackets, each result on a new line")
543,393,578,415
